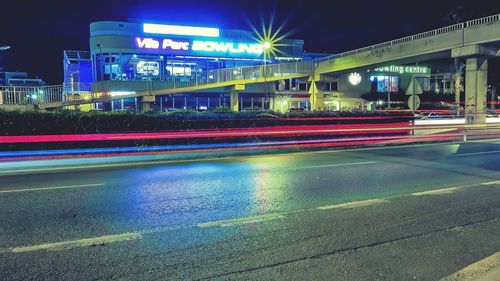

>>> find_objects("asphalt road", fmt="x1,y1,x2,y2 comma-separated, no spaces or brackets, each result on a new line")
0,140,499,280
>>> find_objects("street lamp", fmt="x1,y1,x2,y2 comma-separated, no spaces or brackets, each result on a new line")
96,44,103,82
262,41,272,110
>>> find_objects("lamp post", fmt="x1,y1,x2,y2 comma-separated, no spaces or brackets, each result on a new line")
262,41,271,110
96,44,103,82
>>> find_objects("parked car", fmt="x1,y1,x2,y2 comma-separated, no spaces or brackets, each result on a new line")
288,107,306,112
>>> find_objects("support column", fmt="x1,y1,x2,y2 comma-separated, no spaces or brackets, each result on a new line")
141,95,155,113
230,90,239,112
230,84,245,112
465,57,488,125
309,78,325,111
454,58,464,115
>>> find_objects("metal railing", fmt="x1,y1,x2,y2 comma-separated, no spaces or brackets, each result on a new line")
317,13,500,62
0,85,63,105
0,83,93,105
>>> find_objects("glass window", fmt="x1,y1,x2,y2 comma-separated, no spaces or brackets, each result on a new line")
371,76,399,93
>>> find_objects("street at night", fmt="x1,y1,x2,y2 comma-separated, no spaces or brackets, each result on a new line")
2,0,500,280
1,140,499,280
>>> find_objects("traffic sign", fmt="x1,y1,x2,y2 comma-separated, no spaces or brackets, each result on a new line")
408,95,421,111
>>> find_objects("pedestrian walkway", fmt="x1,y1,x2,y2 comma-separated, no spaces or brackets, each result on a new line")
440,251,500,281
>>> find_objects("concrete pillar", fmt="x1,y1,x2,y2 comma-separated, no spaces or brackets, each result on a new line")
465,57,488,125
142,95,155,113
230,90,239,112
309,80,325,111
453,58,464,114
142,102,152,112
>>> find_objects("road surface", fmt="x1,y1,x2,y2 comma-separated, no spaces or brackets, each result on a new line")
0,140,499,280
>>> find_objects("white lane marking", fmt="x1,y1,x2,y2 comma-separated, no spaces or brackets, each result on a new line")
291,161,377,170
317,199,390,210
9,232,142,253
481,180,500,186
411,187,461,196
439,251,500,281
456,150,500,156
0,183,104,194
198,213,284,228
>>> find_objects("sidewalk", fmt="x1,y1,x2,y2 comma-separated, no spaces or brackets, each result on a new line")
440,252,500,281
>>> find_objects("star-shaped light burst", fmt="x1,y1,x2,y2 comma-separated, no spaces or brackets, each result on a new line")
248,14,295,61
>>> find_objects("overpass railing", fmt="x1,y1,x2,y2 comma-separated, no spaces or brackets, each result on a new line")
92,60,315,93
0,83,93,105
317,13,500,62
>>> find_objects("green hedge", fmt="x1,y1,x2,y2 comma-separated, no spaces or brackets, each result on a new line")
0,109,412,136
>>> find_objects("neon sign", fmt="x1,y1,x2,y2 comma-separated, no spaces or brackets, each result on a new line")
374,65,430,74
143,23,220,38
135,37,263,56
136,38,189,51
192,40,263,55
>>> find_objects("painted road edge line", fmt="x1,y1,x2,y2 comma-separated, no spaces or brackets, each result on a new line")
0,183,104,194
439,251,500,281
9,232,142,253
316,199,390,210
198,213,284,228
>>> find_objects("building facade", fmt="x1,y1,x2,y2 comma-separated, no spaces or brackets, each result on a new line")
62,20,461,112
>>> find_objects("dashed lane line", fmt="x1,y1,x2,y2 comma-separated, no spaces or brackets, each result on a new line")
411,187,462,196
8,232,142,253
316,199,390,210
290,161,377,170
0,183,104,194
198,213,285,228
481,180,500,186
456,150,500,156
2,179,500,254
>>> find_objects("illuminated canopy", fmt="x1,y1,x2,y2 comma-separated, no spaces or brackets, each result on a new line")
143,23,220,38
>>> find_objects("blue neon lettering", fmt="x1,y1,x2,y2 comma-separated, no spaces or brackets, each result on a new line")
192,40,263,55
136,38,160,49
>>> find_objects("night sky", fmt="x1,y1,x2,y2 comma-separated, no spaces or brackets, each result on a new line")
1,0,498,84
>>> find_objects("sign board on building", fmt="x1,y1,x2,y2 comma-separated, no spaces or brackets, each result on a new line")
135,37,264,57
374,65,430,75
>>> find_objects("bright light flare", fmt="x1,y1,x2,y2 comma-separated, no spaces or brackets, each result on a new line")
246,13,297,60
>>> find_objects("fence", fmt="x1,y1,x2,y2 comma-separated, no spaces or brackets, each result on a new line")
0,83,92,105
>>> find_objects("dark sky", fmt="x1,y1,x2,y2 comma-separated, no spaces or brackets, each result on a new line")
1,0,498,84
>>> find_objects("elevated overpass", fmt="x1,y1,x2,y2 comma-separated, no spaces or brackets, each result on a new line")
1,14,499,118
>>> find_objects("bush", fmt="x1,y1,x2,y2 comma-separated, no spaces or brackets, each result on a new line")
0,109,412,136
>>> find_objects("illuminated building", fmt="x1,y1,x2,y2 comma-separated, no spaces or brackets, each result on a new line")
64,20,315,112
